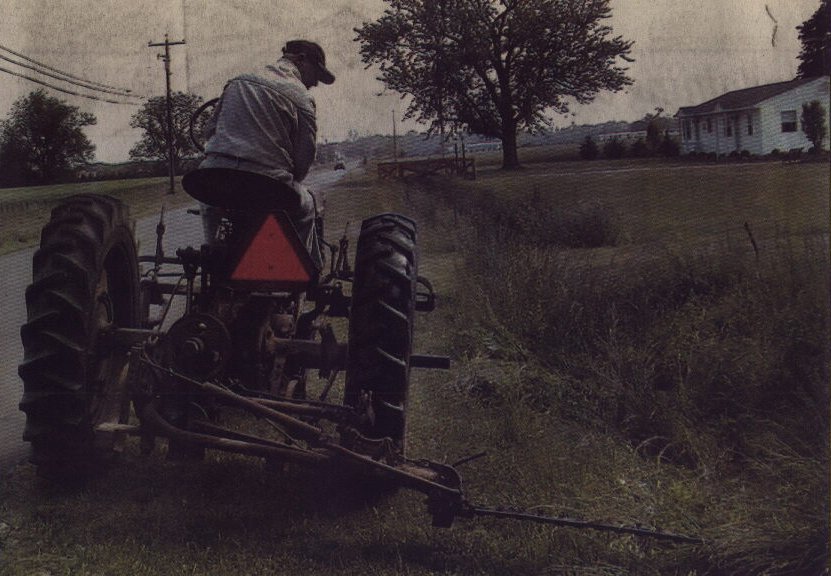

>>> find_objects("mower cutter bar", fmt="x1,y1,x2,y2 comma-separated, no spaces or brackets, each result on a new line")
459,505,704,544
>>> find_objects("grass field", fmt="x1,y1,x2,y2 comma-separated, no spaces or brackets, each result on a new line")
0,178,195,255
1,160,828,575
409,158,830,574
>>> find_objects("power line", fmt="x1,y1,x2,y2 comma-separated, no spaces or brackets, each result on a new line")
0,65,140,105
0,43,140,96
0,51,143,99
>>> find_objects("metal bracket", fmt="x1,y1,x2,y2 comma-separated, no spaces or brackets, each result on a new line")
415,275,437,312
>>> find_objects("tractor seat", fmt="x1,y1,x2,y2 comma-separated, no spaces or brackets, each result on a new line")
182,168,299,212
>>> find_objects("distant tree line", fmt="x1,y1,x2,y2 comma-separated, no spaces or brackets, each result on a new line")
579,114,680,160
0,89,206,187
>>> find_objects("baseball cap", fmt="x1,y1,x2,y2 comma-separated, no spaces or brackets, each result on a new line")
283,40,335,85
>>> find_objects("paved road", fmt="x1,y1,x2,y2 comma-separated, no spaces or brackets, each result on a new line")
0,166,350,473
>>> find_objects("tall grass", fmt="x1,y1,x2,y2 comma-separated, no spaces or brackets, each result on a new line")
408,166,830,574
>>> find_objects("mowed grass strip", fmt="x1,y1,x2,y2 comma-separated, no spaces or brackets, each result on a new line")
0,178,195,255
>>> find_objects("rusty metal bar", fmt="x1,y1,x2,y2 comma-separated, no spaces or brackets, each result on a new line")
464,506,704,544
252,398,354,422
142,403,463,500
142,358,324,442
141,404,326,465
323,443,461,498
190,420,301,450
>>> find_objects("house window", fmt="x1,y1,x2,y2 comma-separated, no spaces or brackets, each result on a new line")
694,120,700,140
683,120,692,140
707,118,712,133
781,110,797,132
747,114,753,135
725,118,733,137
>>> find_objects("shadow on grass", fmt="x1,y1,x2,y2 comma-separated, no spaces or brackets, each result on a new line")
5,446,551,575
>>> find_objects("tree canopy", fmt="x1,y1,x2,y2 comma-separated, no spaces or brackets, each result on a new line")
129,92,206,172
0,89,96,185
355,0,633,168
796,0,830,78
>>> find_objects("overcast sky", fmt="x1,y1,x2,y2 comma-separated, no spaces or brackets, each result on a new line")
0,0,820,163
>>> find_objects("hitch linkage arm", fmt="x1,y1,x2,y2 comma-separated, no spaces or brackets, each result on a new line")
137,358,702,545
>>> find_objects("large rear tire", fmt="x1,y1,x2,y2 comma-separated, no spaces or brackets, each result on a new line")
18,194,141,479
344,214,417,454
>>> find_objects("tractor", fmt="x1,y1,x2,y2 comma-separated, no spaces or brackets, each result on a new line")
16,160,469,506
16,131,702,542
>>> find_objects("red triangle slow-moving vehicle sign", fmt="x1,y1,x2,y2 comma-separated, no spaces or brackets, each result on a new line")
230,214,314,287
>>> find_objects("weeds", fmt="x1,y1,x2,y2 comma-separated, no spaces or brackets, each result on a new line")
409,163,830,574
443,176,828,462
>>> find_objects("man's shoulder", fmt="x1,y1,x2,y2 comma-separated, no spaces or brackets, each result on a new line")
228,69,312,108
227,71,277,89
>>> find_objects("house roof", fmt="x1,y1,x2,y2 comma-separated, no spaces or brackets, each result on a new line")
676,76,828,116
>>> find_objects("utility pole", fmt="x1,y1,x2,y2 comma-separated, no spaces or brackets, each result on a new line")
149,34,186,194
392,109,398,162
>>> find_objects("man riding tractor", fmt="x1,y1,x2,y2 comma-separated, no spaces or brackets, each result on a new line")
190,39,335,270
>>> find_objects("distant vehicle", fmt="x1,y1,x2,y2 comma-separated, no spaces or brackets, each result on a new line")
334,161,346,170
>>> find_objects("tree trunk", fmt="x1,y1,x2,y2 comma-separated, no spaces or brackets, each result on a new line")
500,121,520,169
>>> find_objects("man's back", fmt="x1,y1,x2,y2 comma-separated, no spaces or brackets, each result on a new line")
202,60,317,188
195,40,335,269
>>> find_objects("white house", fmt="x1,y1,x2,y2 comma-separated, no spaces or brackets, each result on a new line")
675,76,830,155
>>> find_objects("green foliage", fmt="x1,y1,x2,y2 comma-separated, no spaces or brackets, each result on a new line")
645,119,661,152
0,89,96,185
414,162,829,572
657,131,680,157
450,179,829,463
477,190,619,248
602,137,626,159
630,138,649,157
355,0,634,169
801,99,828,152
796,0,830,78
579,135,599,160
129,91,206,172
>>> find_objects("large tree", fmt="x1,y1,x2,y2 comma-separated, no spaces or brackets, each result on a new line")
796,0,830,78
129,91,206,172
0,89,96,185
355,0,633,169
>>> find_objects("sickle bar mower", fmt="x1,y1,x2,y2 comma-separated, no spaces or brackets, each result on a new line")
17,172,701,545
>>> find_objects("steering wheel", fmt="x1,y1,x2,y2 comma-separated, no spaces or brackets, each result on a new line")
189,97,220,152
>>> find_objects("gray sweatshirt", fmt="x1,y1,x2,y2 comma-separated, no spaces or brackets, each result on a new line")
201,58,317,188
